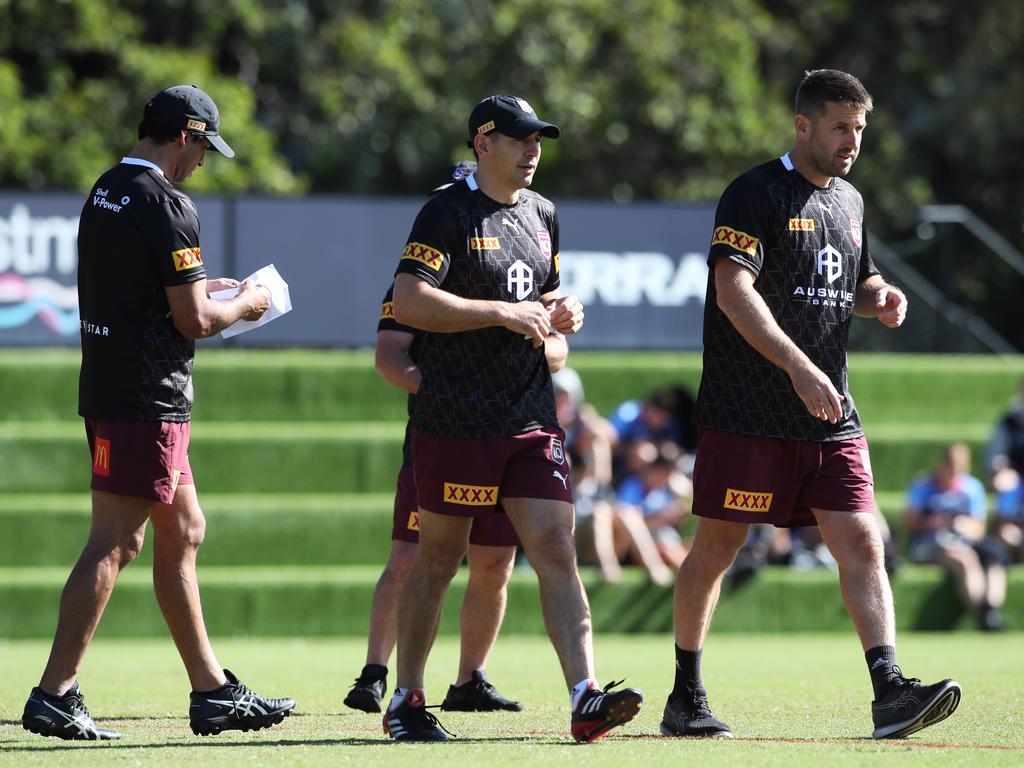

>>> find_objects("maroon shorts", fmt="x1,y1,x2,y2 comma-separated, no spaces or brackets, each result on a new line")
391,463,519,547
692,428,875,527
85,419,193,505
411,426,574,518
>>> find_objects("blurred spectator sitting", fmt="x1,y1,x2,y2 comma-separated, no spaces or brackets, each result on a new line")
993,483,1024,563
987,377,1024,494
614,447,692,572
904,442,1010,631
553,368,672,586
608,387,693,484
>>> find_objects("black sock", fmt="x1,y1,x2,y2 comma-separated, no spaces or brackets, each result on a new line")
865,645,898,699
362,663,388,680
671,646,702,701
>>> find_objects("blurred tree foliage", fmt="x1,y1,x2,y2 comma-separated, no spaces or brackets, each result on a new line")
1,0,1021,246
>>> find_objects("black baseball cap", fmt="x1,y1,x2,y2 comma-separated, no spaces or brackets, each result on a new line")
143,85,235,158
466,95,560,148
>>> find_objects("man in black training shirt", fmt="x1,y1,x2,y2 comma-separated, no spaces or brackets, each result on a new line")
661,70,960,742
384,95,643,743
22,85,294,742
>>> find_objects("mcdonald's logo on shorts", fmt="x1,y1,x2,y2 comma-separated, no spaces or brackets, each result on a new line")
723,487,772,512
443,482,499,506
93,437,111,477
407,510,420,532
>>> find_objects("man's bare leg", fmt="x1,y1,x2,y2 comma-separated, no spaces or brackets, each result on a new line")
366,540,419,666
38,491,150,695
395,509,472,690
813,508,893,649
501,497,593,689
150,484,224,692
455,544,516,684
673,516,749,650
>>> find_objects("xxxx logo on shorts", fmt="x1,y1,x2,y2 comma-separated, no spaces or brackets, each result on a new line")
406,510,420,531
723,487,773,512
93,437,111,477
444,482,498,506
402,242,443,271
171,247,203,272
711,226,759,257
380,300,395,320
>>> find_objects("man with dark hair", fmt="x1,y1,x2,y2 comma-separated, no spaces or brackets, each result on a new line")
661,69,960,741
21,85,294,741
385,95,642,742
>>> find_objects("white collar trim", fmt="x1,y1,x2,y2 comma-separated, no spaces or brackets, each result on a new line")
466,172,479,191
121,157,165,177
780,153,794,171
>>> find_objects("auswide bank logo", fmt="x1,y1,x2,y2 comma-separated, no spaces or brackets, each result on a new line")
0,204,80,336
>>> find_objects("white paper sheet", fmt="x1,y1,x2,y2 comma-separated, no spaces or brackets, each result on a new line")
210,264,292,338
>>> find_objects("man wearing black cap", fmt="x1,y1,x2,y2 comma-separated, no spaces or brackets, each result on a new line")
385,95,643,743
21,85,294,741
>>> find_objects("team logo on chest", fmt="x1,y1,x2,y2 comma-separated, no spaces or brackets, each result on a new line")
849,216,862,248
535,229,552,258
816,244,843,284
507,259,534,300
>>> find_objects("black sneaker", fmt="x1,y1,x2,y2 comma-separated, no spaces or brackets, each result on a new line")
189,669,295,736
978,607,1008,632
871,667,961,739
440,670,522,712
383,689,452,742
660,687,733,738
570,679,643,743
344,664,388,713
22,683,122,741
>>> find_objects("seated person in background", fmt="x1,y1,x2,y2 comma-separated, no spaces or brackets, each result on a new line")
993,484,1024,563
554,369,672,586
615,448,692,572
987,377,1024,496
904,442,1010,631
608,387,688,484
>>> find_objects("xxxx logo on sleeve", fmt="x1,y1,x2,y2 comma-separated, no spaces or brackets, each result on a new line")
406,510,420,531
723,487,773,512
711,226,759,258
402,242,444,271
443,482,499,506
171,247,203,272
380,301,395,320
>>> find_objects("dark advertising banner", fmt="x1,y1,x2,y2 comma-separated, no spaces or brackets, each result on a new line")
1,191,713,350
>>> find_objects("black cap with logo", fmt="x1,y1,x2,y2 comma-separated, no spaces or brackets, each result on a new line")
466,95,560,148
143,85,235,158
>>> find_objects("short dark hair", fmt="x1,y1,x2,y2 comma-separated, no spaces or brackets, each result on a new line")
795,69,873,118
138,118,181,143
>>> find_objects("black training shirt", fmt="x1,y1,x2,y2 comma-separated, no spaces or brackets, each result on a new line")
77,160,207,421
394,175,560,439
696,154,880,441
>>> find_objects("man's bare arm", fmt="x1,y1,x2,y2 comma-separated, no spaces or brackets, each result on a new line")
855,274,907,327
714,258,843,423
166,279,269,340
375,329,421,394
393,273,551,344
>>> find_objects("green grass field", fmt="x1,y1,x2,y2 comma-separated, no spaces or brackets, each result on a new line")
2,634,1021,767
